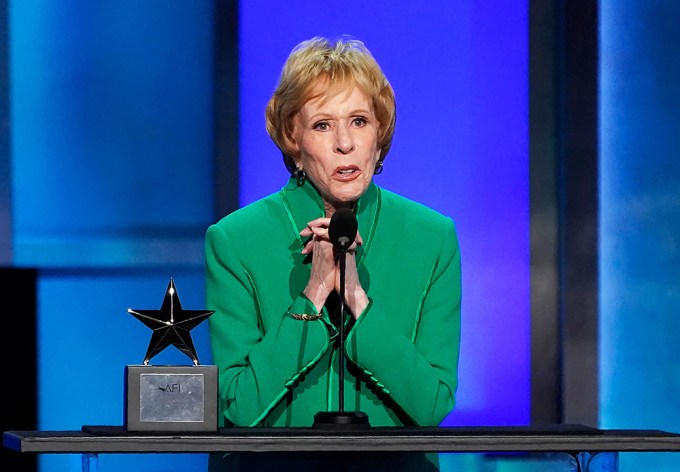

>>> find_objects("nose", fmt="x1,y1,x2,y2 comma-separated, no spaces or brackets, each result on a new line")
334,123,355,155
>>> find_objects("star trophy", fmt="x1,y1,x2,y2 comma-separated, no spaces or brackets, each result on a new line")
124,278,218,432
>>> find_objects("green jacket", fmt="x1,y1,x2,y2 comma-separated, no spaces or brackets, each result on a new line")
205,178,461,428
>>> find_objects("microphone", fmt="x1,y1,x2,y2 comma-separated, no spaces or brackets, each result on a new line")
313,207,369,429
329,208,358,252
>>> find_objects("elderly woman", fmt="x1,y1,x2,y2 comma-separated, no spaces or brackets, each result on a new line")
206,37,461,470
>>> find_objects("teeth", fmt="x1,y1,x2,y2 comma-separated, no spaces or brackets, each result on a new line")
339,169,354,174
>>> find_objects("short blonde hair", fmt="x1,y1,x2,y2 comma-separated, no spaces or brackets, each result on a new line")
265,37,396,173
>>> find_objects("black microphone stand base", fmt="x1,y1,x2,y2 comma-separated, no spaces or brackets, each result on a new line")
312,411,370,429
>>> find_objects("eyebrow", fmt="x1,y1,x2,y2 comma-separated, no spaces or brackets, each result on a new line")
307,109,373,122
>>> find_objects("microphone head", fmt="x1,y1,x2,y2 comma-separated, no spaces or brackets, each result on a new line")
329,208,358,250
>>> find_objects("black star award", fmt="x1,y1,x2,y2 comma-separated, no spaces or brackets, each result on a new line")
124,278,218,432
127,277,214,365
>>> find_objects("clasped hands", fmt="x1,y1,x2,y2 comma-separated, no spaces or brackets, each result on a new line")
300,217,369,319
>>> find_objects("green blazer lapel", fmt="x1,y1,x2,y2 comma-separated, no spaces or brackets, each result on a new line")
354,182,380,265
279,178,325,247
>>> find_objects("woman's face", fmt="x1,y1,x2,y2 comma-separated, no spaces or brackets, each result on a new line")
291,85,381,211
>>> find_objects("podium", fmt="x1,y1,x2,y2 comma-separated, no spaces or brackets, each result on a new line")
5,425,680,471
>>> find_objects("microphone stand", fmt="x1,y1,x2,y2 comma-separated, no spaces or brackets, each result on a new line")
313,236,369,429
338,238,348,412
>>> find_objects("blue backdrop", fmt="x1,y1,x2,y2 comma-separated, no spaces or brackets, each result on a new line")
599,1,680,470
10,2,215,471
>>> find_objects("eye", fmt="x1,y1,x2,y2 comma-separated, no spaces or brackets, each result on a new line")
312,121,330,131
351,116,368,127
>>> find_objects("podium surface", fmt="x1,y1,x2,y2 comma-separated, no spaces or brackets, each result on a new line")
5,425,680,454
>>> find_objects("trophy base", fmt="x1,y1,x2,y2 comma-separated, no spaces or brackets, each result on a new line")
124,365,217,432
312,411,370,429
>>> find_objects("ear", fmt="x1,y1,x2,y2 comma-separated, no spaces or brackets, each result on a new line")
288,136,299,154
287,117,301,155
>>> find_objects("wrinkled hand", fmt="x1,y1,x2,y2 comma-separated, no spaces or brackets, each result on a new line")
300,218,335,312
339,250,369,319
300,218,368,318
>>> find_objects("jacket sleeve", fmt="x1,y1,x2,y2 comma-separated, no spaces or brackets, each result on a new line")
344,218,461,426
205,223,330,426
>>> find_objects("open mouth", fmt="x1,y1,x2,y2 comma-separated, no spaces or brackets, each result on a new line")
334,166,361,181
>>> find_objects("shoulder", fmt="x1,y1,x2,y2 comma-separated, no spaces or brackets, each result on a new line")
209,191,285,238
378,187,456,234
373,187,459,260
205,190,293,263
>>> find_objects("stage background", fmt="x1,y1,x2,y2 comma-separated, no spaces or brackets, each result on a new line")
599,1,680,470
1,1,678,471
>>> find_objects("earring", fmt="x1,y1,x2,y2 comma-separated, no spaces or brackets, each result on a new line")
374,160,384,175
294,167,307,187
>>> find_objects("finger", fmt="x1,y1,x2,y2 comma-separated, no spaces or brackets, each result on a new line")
345,234,362,251
346,233,363,251
300,218,331,238
310,226,329,239
301,238,314,254
302,234,335,255
306,217,331,228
